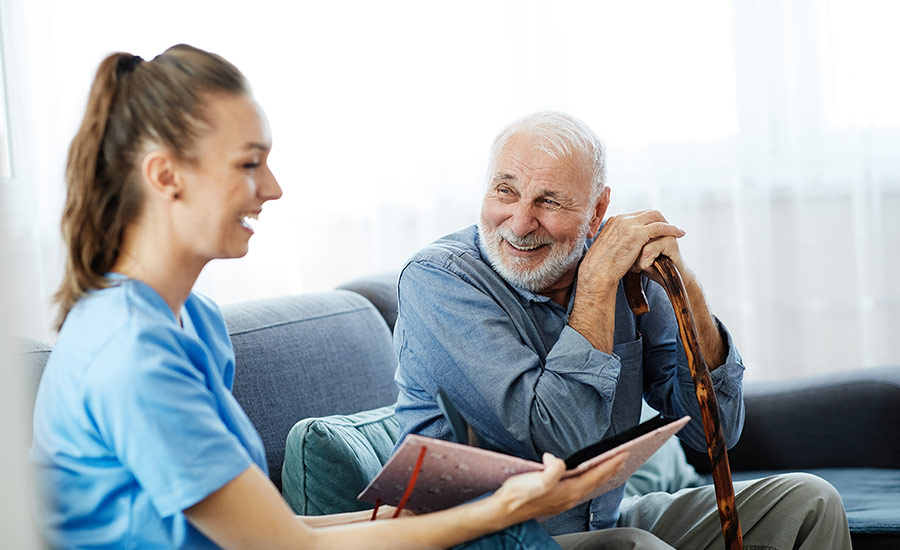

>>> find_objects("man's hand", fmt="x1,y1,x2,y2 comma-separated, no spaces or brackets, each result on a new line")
580,209,686,289
568,210,685,353
570,209,727,368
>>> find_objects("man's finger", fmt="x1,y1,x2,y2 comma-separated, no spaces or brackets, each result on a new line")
634,236,679,272
626,209,669,225
642,222,685,242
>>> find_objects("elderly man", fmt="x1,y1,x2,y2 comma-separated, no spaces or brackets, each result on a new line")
392,112,850,549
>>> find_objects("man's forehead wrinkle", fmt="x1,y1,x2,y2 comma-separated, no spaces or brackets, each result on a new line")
502,151,541,176
501,152,579,180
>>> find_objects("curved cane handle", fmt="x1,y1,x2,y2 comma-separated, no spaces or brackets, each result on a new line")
623,260,743,550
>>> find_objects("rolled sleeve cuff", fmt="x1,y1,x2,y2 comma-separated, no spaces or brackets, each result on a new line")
710,319,745,394
551,325,622,384
677,317,745,398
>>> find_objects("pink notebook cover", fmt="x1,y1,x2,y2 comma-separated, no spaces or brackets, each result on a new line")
358,416,690,514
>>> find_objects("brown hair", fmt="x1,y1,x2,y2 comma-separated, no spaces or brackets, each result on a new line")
54,44,249,329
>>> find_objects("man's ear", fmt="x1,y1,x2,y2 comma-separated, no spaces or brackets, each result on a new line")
587,186,611,239
141,149,183,201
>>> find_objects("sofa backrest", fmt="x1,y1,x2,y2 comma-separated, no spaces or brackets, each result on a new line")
336,271,400,332
21,289,398,492
223,290,398,490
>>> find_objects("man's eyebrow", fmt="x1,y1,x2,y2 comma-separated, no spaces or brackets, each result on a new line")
541,190,575,205
492,173,517,183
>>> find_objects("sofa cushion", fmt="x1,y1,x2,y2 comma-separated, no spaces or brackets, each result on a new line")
282,405,399,515
224,291,398,490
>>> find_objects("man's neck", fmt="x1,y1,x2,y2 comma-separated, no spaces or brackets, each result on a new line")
537,270,578,308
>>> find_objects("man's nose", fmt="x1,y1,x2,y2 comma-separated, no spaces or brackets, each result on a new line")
508,202,539,237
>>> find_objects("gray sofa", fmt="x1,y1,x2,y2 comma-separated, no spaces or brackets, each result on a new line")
19,279,900,549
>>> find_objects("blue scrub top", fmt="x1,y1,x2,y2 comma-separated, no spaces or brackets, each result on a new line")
31,276,268,549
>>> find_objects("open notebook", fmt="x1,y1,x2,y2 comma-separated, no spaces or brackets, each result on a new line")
358,390,690,514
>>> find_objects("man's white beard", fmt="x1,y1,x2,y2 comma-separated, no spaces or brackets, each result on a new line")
478,217,590,293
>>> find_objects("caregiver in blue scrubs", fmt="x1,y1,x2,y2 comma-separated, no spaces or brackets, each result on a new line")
30,44,625,550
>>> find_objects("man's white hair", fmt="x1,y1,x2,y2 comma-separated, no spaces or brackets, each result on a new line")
485,111,607,201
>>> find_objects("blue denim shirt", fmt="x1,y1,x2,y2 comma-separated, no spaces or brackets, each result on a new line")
393,225,746,535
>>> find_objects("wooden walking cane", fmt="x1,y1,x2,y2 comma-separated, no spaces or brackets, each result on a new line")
623,257,743,550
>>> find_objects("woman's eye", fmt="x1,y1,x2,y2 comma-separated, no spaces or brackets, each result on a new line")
243,157,261,170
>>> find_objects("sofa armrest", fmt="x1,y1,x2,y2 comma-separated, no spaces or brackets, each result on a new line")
683,366,900,473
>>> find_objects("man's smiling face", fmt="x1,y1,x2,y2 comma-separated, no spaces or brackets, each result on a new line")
478,133,598,293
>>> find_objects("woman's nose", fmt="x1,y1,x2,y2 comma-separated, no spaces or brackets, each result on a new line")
260,169,283,201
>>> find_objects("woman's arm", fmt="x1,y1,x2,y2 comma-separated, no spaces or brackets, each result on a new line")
299,505,411,528
185,453,625,550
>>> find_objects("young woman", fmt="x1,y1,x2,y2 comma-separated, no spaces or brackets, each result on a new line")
30,44,626,550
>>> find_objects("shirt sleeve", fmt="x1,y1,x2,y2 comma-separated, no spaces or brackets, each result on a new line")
638,277,746,451
83,322,253,518
394,259,623,461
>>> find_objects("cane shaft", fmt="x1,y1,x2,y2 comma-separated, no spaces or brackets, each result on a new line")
623,262,743,550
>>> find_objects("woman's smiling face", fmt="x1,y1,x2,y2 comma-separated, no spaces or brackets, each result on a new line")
173,93,282,263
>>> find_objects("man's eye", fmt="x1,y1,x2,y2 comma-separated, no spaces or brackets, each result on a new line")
542,198,559,206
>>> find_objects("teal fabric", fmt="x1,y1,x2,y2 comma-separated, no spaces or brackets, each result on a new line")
624,401,704,498
624,437,705,497
281,405,399,515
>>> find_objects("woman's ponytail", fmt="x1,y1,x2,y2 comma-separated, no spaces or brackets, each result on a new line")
55,53,131,330
53,45,248,330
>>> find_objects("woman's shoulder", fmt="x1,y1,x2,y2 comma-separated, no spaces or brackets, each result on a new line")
72,278,175,322
53,281,227,382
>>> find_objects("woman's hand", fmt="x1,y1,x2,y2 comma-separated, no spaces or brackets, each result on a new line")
491,452,628,525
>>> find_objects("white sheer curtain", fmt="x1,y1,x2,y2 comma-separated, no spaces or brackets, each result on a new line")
2,0,898,380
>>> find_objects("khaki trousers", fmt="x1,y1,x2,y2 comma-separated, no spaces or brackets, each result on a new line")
553,473,851,550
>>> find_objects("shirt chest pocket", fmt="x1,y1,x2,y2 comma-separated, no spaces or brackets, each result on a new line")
612,336,643,367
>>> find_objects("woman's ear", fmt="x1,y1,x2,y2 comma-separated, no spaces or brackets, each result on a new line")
141,150,183,201
587,186,611,239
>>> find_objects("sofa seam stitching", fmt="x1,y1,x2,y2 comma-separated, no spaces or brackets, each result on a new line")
228,306,374,336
